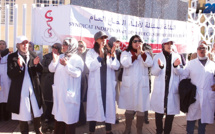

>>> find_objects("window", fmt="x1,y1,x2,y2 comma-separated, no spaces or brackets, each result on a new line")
35,0,65,7
0,0,16,24
192,2,195,8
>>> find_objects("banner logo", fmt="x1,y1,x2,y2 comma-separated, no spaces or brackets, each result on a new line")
42,10,58,43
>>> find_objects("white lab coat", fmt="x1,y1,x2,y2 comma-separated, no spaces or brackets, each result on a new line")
49,54,83,125
118,51,153,112
0,54,11,103
86,49,120,124
12,53,42,121
181,58,215,124
150,52,183,115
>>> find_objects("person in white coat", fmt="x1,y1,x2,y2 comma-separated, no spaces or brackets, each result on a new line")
118,35,153,134
86,31,120,134
0,40,11,121
181,40,215,134
150,38,183,134
48,37,84,134
7,36,43,134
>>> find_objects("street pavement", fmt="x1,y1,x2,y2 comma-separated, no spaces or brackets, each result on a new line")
0,109,215,134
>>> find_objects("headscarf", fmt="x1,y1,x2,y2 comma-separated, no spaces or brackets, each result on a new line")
63,37,78,58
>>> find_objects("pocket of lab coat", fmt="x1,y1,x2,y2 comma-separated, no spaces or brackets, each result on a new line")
65,90,78,104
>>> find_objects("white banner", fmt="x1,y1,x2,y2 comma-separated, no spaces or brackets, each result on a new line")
33,5,200,53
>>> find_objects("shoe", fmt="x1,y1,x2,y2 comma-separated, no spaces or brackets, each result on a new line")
76,121,86,127
145,120,149,124
115,119,119,124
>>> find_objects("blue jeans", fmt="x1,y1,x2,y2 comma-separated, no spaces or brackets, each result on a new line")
186,119,207,134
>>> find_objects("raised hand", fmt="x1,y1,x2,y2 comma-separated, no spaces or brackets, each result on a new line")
158,58,163,66
60,58,67,66
33,56,40,65
17,57,23,67
99,42,104,58
137,44,143,55
111,44,116,57
174,58,181,66
52,52,59,62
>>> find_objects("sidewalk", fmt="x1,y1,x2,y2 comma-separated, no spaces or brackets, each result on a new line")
0,109,215,134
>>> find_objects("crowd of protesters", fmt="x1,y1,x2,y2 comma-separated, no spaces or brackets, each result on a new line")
0,30,215,134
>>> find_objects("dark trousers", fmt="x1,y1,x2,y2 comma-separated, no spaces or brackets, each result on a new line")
186,119,206,134
78,102,86,124
89,121,111,132
144,111,148,121
54,121,76,134
19,117,41,134
43,101,53,121
0,103,11,121
155,112,175,134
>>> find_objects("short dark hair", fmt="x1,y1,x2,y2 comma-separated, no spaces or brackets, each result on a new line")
126,35,143,52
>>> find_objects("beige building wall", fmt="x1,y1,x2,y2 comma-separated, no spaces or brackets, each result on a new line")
188,0,206,8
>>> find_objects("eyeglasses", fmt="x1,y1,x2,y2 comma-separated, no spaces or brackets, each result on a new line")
78,44,84,48
197,47,207,50
132,40,142,43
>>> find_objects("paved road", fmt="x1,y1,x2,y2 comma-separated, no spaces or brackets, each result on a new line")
0,109,215,134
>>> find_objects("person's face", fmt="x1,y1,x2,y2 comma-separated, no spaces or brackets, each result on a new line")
132,37,142,50
197,44,207,57
163,41,173,53
96,36,107,47
18,40,29,53
114,41,121,48
62,44,68,53
28,44,34,51
77,42,85,54
52,45,59,54
0,41,6,51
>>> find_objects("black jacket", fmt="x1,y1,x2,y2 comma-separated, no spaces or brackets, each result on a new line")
41,52,54,101
179,79,196,113
7,51,43,114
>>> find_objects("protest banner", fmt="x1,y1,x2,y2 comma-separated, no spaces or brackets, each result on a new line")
33,5,200,53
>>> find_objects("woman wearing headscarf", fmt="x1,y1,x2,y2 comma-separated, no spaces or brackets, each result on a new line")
118,35,153,134
86,31,120,134
0,40,11,121
48,37,84,134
